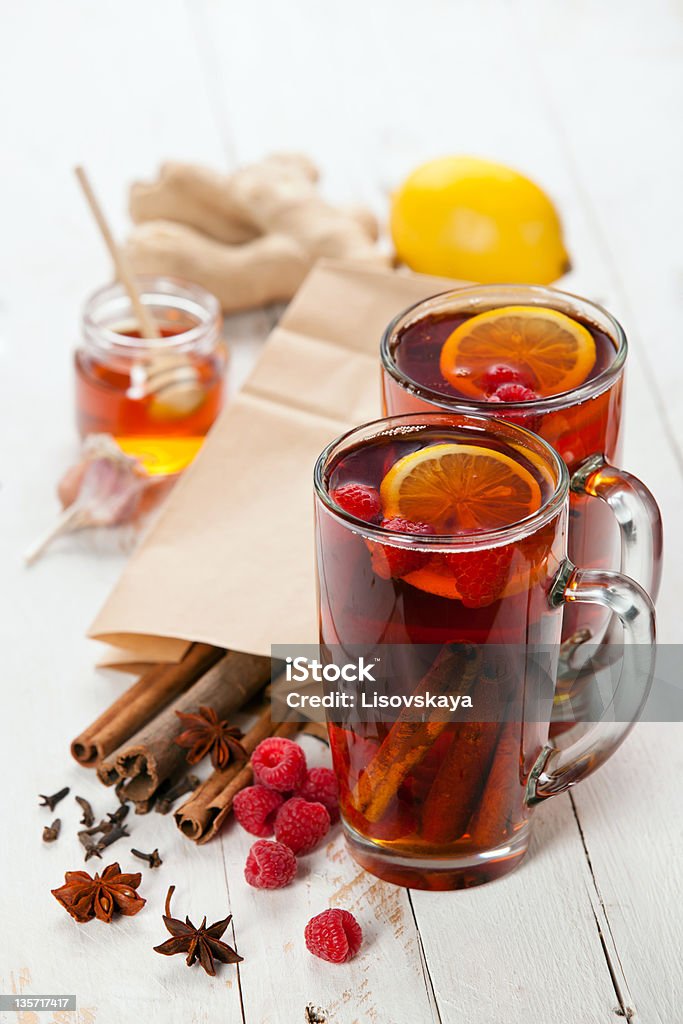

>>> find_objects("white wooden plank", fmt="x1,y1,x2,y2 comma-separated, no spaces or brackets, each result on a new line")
411,795,620,1023
568,724,683,1024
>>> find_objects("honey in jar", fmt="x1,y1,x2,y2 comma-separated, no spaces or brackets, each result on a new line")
75,276,227,475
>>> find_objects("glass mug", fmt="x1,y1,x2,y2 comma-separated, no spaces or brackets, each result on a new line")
314,413,655,889
380,285,662,675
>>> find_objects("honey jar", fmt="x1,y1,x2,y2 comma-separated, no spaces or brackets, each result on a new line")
75,276,227,475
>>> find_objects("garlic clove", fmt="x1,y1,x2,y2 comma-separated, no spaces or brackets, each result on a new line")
25,435,150,565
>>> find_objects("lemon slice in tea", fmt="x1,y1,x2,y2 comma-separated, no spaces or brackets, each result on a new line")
380,443,542,533
439,305,596,399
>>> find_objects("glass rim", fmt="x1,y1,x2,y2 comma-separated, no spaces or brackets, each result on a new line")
380,283,628,413
82,274,222,356
314,411,570,551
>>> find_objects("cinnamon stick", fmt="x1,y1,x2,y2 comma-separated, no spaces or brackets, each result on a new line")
175,708,299,843
175,705,274,838
420,721,500,845
98,650,271,800
198,721,300,845
71,643,224,766
352,645,481,824
467,721,522,849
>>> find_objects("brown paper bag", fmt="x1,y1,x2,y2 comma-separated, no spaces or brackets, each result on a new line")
90,259,457,663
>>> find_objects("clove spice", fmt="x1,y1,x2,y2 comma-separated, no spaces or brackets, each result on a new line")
79,822,107,836
79,821,130,862
42,819,61,843
79,832,102,861
155,775,200,815
78,805,128,838
75,796,95,827
98,823,130,850
131,848,163,869
39,787,70,811
107,804,130,827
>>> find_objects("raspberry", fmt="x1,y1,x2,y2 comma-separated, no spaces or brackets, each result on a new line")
370,517,433,579
304,909,363,964
480,364,534,394
448,545,514,608
233,785,284,837
252,737,306,792
487,382,538,403
297,767,340,824
244,839,297,889
486,383,541,430
331,484,381,523
274,797,330,855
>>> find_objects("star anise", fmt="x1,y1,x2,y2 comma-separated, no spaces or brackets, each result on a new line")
174,705,247,770
51,862,145,924
153,885,243,976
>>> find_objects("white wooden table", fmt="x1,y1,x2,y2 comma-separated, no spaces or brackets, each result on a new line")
2,2,682,1021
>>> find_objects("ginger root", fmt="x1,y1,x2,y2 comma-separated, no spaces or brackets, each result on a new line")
126,154,389,313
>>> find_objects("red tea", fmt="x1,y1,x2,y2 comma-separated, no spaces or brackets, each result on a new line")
382,304,624,645
389,308,616,413
316,420,566,888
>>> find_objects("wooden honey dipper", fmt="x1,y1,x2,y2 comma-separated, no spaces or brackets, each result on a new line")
74,166,204,417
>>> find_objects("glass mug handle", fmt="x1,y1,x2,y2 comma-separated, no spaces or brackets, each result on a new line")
572,454,663,600
527,562,656,803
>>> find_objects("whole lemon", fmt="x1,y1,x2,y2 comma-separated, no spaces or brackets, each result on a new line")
390,156,570,284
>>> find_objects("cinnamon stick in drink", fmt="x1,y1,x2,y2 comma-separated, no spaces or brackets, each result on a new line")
99,650,271,800
467,721,522,849
420,642,528,844
71,643,224,766
420,721,500,844
352,645,481,824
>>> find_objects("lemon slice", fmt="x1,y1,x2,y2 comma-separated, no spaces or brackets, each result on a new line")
439,305,596,399
380,443,542,533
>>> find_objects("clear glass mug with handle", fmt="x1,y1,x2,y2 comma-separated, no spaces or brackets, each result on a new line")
380,285,662,701
314,412,656,889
